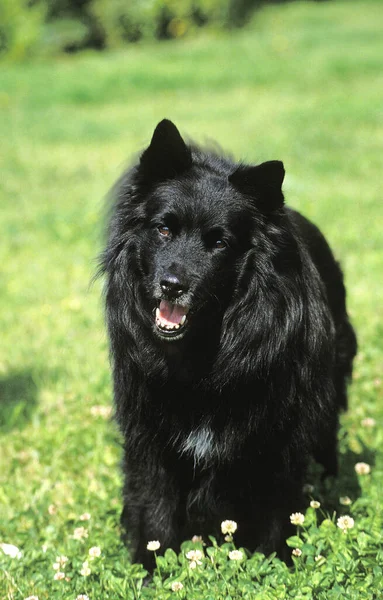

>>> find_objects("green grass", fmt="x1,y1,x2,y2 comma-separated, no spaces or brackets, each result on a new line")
0,1,382,598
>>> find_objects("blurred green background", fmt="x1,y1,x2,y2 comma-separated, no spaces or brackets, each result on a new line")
0,0,345,60
0,0,382,598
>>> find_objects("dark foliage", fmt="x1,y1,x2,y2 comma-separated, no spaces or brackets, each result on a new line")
0,0,332,57
101,119,356,571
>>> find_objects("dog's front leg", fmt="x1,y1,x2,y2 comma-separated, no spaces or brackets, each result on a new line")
121,454,181,572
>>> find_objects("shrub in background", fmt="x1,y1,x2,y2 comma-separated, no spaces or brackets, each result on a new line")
0,0,46,60
0,0,332,60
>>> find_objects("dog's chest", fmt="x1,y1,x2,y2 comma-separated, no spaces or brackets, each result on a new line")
177,425,230,466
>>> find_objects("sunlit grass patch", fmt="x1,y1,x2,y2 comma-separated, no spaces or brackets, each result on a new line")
0,0,382,598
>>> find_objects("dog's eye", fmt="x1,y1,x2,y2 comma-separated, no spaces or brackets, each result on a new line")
205,230,228,250
158,225,171,237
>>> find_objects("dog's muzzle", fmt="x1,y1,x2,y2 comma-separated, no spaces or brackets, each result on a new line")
154,299,189,340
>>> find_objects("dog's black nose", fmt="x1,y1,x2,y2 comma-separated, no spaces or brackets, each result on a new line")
160,275,187,298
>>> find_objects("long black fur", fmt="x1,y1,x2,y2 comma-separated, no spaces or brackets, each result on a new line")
100,119,357,570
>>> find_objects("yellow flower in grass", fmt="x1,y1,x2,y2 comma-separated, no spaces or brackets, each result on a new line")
290,512,305,526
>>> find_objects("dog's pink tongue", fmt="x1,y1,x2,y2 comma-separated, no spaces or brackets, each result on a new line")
159,300,187,326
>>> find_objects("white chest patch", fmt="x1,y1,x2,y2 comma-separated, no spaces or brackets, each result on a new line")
180,426,216,465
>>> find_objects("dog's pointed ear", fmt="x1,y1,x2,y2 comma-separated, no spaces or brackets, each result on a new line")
229,160,285,212
139,119,192,182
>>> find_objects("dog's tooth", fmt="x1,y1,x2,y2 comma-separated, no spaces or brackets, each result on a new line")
155,307,160,318
180,315,186,326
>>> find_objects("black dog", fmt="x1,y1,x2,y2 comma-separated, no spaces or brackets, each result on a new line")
101,119,356,571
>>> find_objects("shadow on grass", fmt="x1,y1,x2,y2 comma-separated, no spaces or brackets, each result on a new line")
307,437,376,513
0,370,39,432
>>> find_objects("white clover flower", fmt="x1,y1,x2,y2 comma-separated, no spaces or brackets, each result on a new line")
76,596,90,600
315,554,324,562
337,515,355,531
292,548,302,557
302,484,314,494
228,550,243,561
339,496,352,506
146,540,160,552
290,512,305,526
54,571,65,580
0,543,22,559
90,405,112,418
355,462,371,475
191,535,203,543
361,417,376,428
185,549,203,564
310,500,321,509
73,527,88,540
221,520,237,535
80,561,91,577
53,562,60,571
79,512,91,521
189,560,197,569
24,596,39,600
171,581,184,592
55,555,68,567
224,535,233,542
88,546,101,558
48,504,57,515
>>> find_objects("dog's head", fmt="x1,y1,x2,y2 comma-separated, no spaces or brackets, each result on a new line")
109,120,285,344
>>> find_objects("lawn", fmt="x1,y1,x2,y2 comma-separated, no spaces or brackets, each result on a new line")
0,1,382,598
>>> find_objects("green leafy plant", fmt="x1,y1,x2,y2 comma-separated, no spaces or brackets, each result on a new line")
0,0,46,60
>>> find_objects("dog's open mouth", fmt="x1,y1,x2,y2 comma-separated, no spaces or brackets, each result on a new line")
155,300,189,338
